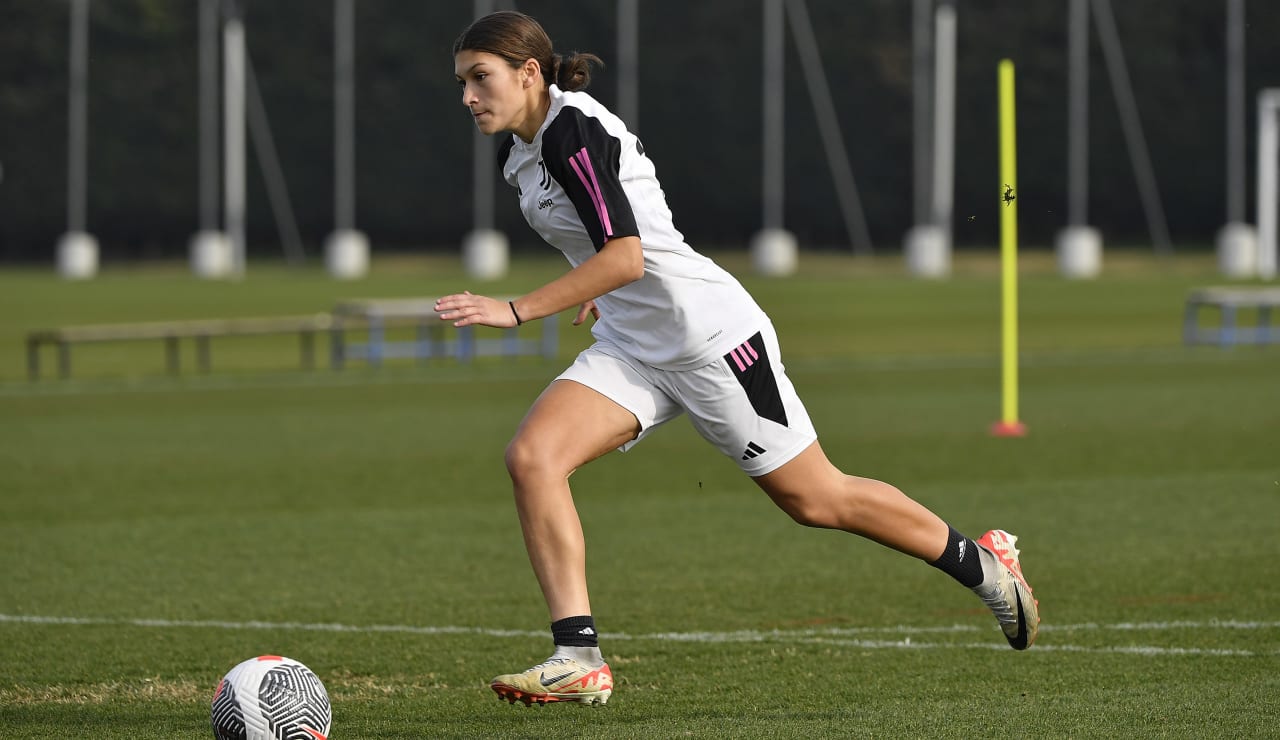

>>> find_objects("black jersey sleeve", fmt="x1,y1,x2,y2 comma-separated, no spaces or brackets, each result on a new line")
541,108,640,250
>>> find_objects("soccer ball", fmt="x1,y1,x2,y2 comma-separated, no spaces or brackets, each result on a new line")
211,655,332,740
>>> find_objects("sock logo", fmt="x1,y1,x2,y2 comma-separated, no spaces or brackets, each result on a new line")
578,627,596,636
958,539,967,563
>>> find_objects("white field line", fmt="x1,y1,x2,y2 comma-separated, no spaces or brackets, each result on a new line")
1,614,1275,658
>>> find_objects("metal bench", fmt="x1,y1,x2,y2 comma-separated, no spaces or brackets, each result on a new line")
26,314,334,380
328,297,558,368
1183,286,1280,346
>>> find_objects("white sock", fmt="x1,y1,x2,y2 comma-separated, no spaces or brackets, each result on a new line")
972,546,1000,592
552,645,604,668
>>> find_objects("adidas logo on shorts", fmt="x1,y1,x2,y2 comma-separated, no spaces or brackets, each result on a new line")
741,441,767,460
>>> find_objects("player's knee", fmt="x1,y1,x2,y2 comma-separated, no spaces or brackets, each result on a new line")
504,434,561,484
503,436,535,482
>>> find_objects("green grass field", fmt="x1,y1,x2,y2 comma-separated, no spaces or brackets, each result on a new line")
1,251,1278,738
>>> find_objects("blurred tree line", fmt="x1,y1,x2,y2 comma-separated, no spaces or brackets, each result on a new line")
2,0,1279,262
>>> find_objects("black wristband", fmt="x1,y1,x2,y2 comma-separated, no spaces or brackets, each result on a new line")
509,300,524,326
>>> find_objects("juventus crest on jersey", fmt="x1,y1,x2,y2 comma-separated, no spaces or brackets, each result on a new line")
498,85,766,370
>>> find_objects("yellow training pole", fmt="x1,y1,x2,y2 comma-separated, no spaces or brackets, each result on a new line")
992,59,1027,437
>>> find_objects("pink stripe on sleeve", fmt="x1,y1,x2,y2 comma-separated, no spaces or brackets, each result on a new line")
567,157,606,234
568,147,614,237
577,152,614,236
729,348,746,372
742,340,759,362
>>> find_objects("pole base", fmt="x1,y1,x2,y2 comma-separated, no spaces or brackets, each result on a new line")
989,420,1028,437
325,229,370,280
1055,226,1103,279
462,229,509,280
57,231,99,280
190,230,233,279
903,224,951,279
749,229,798,277
1216,222,1258,278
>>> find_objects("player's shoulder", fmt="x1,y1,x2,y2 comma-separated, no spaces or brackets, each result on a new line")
555,87,612,119
544,89,627,158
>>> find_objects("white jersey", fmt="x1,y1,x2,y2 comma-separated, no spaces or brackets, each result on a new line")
499,85,767,370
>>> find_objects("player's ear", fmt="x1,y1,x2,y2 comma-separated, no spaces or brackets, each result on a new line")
521,58,541,88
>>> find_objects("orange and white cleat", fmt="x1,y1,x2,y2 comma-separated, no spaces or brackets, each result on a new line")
490,656,613,706
974,529,1040,650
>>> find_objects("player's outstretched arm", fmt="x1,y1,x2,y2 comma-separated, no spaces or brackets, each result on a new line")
435,236,641,328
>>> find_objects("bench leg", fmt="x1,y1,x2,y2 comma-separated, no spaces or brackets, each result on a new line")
197,335,211,373
542,314,559,359
458,325,474,363
1182,302,1200,344
369,319,384,367
166,336,180,374
503,326,519,362
300,331,315,370
416,323,430,364
431,323,445,359
58,342,71,379
27,339,40,381
330,325,345,370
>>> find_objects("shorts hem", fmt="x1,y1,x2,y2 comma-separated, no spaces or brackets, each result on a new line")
553,368,654,453
740,433,817,477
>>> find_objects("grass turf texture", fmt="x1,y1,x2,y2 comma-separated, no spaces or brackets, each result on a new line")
1,251,1277,737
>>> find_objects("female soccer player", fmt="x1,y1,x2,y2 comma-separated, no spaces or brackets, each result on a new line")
440,11,1038,707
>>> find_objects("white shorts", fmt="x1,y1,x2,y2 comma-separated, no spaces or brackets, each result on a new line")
556,322,817,476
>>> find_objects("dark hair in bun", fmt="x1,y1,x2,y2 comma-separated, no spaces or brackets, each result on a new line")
453,11,604,92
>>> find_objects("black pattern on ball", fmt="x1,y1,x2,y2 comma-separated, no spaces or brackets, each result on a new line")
211,678,247,740
260,662,332,740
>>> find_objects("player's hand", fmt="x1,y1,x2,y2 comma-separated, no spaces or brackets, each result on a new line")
434,291,518,328
573,300,600,326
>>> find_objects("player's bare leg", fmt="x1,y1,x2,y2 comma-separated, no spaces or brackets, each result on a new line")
753,440,950,559
753,440,1039,648
492,379,638,705
504,379,639,619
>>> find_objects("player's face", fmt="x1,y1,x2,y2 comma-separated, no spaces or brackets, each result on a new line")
455,50,532,137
